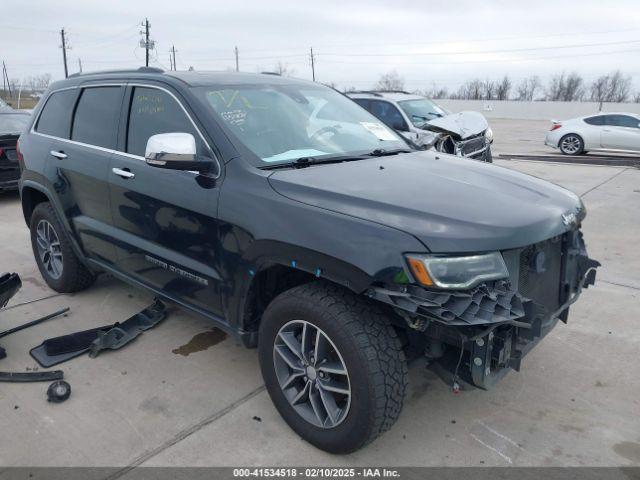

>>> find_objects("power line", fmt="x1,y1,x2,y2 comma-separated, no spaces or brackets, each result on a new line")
320,39,640,58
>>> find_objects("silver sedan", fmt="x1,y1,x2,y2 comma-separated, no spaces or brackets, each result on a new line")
545,112,640,155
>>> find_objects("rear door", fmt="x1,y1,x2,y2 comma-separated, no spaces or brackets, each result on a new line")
601,115,640,151
37,85,124,265
108,84,225,318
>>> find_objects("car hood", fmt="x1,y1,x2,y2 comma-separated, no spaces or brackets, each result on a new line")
424,111,488,140
268,151,584,253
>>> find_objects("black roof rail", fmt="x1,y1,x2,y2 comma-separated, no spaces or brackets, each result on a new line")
260,71,281,76
68,66,164,78
373,90,412,94
347,90,383,97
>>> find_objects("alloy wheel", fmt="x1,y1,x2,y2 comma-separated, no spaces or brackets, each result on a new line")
35,219,63,280
273,320,351,428
561,135,581,154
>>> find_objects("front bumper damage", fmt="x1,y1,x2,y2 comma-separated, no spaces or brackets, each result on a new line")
370,229,599,389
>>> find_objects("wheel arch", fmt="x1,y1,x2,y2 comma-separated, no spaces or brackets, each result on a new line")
20,181,54,226
230,241,375,347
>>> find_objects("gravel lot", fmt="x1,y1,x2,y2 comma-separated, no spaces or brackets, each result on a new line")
1,126,639,469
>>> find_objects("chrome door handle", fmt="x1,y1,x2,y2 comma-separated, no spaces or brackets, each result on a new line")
112,167,135,179
602,128,610,132
50,150,67,159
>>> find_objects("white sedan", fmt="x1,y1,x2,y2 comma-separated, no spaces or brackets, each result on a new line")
545,112,640,155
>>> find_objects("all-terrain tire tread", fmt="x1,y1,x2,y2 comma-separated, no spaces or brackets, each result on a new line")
274,281,408,450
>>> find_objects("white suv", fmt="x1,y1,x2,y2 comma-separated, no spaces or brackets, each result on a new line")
348,91,493,162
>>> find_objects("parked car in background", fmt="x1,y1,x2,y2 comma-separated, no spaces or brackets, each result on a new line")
0,110,30,191
545,112,640,155
347,91,493,162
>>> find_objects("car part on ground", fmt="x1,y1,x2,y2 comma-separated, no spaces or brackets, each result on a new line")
0,370,64,382
46,380,71,403
545,112,640,155
0,307,69,340
18,69,599,453
0,272,21,309
88,299,167,357
30,299,167,367
347,91,493,162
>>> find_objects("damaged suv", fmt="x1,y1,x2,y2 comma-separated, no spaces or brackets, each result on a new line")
18,69,597,454
348,91,494,162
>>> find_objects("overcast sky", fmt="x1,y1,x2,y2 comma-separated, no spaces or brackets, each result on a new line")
2,0,640,93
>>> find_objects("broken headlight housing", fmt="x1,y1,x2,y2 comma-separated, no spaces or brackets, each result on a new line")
485,126,494,143
406,252,509,289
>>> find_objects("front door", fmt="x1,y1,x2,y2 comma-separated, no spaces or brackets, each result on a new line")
601,114,640,151
108,85,225,318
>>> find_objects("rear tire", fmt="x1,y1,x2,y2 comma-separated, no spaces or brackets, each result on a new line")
30,202,95,293
559,134,584,155
258,281,408,453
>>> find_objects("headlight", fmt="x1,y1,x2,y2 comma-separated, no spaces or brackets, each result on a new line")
406,252,508,289
485,126,494,143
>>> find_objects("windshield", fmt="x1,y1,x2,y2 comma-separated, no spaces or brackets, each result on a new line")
195,84,408,164
398,99,448,126
0,113,30,134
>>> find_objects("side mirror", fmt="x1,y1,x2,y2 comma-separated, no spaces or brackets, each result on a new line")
145,132,216,175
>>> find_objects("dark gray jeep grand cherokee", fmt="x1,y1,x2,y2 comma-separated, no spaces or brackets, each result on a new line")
17,68,598,453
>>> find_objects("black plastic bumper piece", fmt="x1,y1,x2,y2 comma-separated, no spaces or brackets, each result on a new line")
0,370,64,383
0,272,21,309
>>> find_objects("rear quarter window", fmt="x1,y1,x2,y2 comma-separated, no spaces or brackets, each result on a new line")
584,116,604,126
35,89,77,138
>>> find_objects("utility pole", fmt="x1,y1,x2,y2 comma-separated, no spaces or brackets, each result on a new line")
78,58,83,73
60,28,69,78
309,47,316,82
234,46,239,72
140,18,153,67
169,54,173,71
3,61,12,98
171,45,177,71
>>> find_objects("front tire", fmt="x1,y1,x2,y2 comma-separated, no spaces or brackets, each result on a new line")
258,282,408,453
559,134,584,155
30,202,95,293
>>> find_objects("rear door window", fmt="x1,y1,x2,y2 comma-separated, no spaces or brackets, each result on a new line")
35,89,77,139
71,87,123,149
369,100,408,131
126,87,199,157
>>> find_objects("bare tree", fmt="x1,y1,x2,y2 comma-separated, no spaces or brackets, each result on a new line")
482,78,496,100
375,70,405,91
546,72,584,101
454,78,484,100
424,82,448,99
515,76,542,101
634,92,640,103
273,62,296,77
495,75,511,100
589,70,632,104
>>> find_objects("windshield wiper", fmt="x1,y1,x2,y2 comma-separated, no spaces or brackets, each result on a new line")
260,149,414,171
367,148,413,157
260,154,370,170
